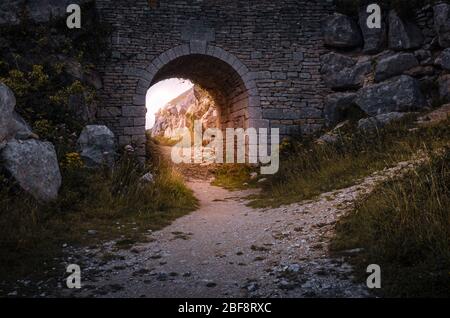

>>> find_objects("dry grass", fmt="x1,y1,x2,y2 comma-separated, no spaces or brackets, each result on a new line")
248,118,450,207
331,147,450,297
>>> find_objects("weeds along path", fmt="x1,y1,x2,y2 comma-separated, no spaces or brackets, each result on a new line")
57,153,425,298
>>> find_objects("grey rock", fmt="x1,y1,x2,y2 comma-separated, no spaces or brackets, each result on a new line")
140,172,154,184
434,3,450,48
415,49,432,65
324,92,357,126
435,48,450,71
388,10,424,50
438,74,450,103
358,112,409,131
316,121,350,145
0,83,34,142
321,53,371,90
355,75,426,116
359,5,387,54
375,53,419,82
77,125,117,168
322,13,363,48
1,139,62,202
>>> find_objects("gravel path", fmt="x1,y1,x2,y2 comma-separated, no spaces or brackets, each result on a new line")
58,175,396,297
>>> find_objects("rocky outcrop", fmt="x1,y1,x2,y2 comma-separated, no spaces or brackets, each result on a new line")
322,13,363,48
0,0,91,25
68,93,97,124
324,92,357,127
77,125,117,168
435,49,450,71
375,53,419,82
357,112,410,131
438,74,450,103
1,139,61,202
359,5,387,54
321,53,372,90
0,83,34,143
355,75,426,116
59,55,103,90
433,3,450,48
388,10,424,50
151,86,218,139
1,83,62,201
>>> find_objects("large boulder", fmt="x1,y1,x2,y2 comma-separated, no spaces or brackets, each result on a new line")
0,83,33,143
77,125,117,168
438,74,450,103
358,112,410,132
321,53,372,90
322,13,363,48
359,5,387,54
435,48,450,71
1,139,61,202
324,92,357,126
388,10,424,50
375,53,419,82
0,0,91,25
434,3,450,48
355,75,426,116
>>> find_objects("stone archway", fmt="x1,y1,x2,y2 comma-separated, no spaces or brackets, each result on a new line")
132,44,267,133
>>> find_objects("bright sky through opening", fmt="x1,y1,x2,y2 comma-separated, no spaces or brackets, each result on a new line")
145,78,194,129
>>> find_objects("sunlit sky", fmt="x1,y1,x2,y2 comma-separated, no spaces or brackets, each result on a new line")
146,78,194,129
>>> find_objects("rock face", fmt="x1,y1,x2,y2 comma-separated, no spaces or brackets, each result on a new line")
438,74,450,103
388,10,424,50
358,112,410,131
324,92,357,126
435,49,450,71
321,53,372,90
77,125,116,168
57,55,103,89
355,75,426,116
1,139,62,202
375,53,419,82
0,83,33,143
322,13,363,48
359,5,387,54
151,86,218,139
68,93,97,124
0,0,91,25
434,3,450,48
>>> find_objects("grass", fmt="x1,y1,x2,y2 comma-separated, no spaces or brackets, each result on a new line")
248,117,450,208
211,164,259,190
0,150,198,290
331,147,450,297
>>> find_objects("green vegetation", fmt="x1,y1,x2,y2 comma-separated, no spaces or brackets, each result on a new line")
211,164,259,190
0,148,198,286
0,7,198,289
331,147,450,297
249,118,450,208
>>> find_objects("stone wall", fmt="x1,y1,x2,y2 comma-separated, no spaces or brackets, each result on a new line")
94,0,335,157
320,1,450,134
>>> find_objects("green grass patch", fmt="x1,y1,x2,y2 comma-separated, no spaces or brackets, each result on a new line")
0,153,198,287
211,164,259,190
249,118,450,208
331,147,450,297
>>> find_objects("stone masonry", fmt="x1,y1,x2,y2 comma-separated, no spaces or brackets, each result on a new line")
94,0,334,157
